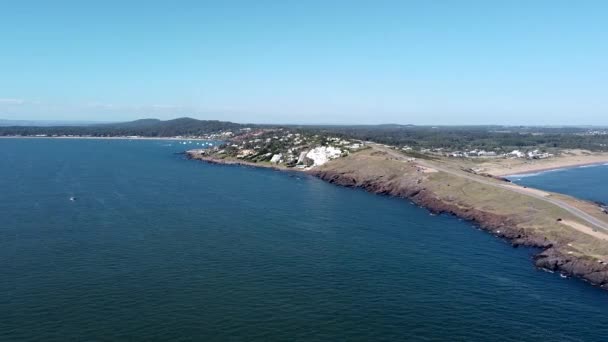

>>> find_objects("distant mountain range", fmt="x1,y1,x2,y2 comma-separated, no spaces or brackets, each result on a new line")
0,117,252,137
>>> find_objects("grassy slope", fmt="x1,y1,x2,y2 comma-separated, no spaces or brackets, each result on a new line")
318,149,608,261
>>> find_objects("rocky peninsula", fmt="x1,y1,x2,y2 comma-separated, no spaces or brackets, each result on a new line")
310,148,608,288
186,131,608,291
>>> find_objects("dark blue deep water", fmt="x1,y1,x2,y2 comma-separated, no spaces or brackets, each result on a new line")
2,139,608,341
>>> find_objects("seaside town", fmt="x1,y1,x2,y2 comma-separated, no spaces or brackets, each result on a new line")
185,125,568,167
187,128,365,168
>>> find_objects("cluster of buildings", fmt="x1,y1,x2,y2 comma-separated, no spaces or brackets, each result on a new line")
449,150,497,158
198,128,366,169
300,146,344,167
580,130,608,136
447,149,553,160
507,149,553,159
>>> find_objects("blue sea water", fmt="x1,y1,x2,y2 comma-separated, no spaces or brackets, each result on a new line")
2,138,608,341
509,164,608,204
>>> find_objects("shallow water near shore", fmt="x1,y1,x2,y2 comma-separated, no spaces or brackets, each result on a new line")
2,139,608,341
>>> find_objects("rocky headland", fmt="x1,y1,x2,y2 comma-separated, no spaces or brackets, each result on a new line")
187,147,608,290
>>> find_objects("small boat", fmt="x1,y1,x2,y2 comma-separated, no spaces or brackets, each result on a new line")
70,196,77,201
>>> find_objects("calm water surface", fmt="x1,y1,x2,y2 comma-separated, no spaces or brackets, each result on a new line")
2,139,608,341
510,164,608,203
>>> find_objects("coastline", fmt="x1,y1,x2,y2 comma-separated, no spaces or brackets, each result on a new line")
0,135,215,141
480,152,608,177
503,161,608,178
185,149,608,291
311,167,608,290
185,152,303,172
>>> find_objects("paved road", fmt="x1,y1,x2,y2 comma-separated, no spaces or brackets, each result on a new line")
369,143,608,233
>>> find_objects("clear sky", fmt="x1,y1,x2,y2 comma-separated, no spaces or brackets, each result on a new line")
0,0,606,125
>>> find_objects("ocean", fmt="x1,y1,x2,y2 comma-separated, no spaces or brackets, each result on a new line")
509,164,608,204
2,138,608,341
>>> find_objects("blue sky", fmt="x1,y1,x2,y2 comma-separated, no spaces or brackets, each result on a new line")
0,0,606,125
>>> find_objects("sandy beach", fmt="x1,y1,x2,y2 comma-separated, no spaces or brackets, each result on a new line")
478,150,608,176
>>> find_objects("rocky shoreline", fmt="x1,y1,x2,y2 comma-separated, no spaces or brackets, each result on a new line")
310,169,608,290
186,151,608,290
185,153,295,171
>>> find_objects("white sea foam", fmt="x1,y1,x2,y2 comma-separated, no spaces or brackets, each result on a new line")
577,164,600,169
507,172,543,179
507,168,561,179
507,163,608,179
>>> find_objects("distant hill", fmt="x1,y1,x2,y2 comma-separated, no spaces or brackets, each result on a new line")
0,117,251,137
98,118,163,128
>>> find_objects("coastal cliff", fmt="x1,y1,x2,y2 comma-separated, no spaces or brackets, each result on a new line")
187,149,608,290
